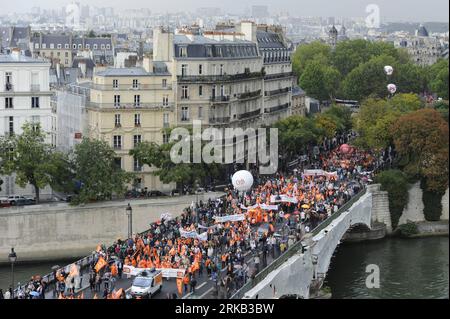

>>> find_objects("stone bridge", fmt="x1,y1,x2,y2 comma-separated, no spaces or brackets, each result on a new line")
234,184,390,299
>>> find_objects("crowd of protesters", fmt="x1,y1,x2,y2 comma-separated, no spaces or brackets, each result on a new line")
4,133,382,300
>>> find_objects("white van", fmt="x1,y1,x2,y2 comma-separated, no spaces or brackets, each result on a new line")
129,269,163,298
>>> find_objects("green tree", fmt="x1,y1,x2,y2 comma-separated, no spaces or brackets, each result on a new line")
427,59,449,99
375,169,410,229
72,138,133,204
274,115,321,160
341,54,397,101
299,59,341,102
87,30,96,37
130,134,224,193
0,123,53,203
322,104,353,132
292,41,332,80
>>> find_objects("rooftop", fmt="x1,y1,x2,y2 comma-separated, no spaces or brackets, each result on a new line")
95,67,169,77
0,53,48,64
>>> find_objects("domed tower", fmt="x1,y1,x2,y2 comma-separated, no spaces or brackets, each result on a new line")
416,24,429,37
328,25,338,48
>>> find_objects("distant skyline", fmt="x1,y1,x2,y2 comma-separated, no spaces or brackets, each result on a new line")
1,0,449,23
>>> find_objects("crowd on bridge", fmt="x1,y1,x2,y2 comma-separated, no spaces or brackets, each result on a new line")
3,133,382,300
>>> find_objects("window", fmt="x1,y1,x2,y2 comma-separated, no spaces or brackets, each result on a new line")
220,85,225,96
8,116,14,134
114,95,120,107
101,44,105,49
5,97,13,109
93,44,98,50
198,85,203,96
114,114,121,127
114,157,122,169
179,47,187,57
50,43,54,49
113,136,122,149
57,44,61,49
133,135,142,147
31,97,40,108
65,52,69,57
163,113,169,126
65,44,69,49
219,64,224,75
163,95,169,106
162,132,170,144
42,43,46,49
31,116,40,132
181,64,188,77
134,95,141,107
181,86,189,99
73,44,76,49
132,79,139,89
162,79,167,88
34,43,39,49
86,44,90,49
198,106,203,119
133,157,142,171
134,113,141,126
199,64,203,75
106,44,110,49
181,106,189,121
113,79,119,88
5,72,12,91
78,44,82,49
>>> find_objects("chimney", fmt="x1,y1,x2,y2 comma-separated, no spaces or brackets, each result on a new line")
11,47,21,60
143,55,153,73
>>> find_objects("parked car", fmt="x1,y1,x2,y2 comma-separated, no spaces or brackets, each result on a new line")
0,197,11,208
7,195,35,206
14,198,36,206
148,191,167,197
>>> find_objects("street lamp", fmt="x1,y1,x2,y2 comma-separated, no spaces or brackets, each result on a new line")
126,203,133,239
8,247,17,299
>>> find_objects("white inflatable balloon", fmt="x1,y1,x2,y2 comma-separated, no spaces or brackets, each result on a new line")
384,65,394,76
387,83,397,94
232,170,254,192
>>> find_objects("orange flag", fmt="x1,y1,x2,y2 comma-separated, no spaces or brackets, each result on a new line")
176,277,183,296
94,256,107,272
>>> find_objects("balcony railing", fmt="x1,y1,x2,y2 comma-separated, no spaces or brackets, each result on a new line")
88,102,174,110
91,83,172,91
264,72,294,81
177,71,263,83
209,117,230,124
237,89,261,100
210,95,230,103
265,87,290,97
237,109,261,120
265,103,290,113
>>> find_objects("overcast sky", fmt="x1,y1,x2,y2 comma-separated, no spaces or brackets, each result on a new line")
1,0,449,22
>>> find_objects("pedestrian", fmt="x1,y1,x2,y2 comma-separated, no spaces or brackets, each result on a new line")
190,277,197,293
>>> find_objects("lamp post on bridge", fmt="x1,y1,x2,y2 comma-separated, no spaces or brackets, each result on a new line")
126,203,133,239
8,247,17,299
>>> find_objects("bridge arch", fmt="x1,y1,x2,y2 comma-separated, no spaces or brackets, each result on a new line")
240,190,373,299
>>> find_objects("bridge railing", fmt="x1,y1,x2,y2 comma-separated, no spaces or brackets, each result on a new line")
230,187,367,299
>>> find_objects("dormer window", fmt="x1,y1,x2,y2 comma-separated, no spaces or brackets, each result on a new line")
179,46,187,57
57,44,62,49
65,44,69,49
94,44,98,50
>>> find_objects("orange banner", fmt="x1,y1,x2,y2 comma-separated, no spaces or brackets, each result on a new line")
94,257,107,273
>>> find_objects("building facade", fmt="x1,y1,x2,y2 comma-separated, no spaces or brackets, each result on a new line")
87,61,175,191
0,49,55,198
30,33,114,68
